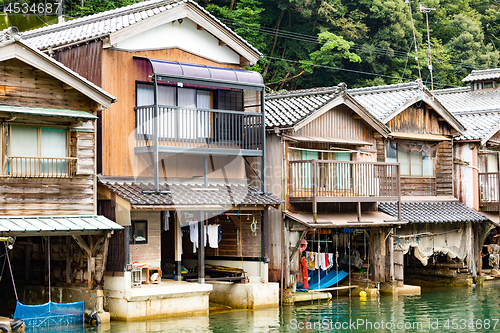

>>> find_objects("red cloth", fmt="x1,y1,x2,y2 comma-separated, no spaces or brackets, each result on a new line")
301,256,309,290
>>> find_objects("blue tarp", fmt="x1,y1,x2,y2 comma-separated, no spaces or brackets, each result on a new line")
14,301,84,328
297,270,349,290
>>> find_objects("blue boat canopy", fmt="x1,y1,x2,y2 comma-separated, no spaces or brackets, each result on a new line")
134,57,265,91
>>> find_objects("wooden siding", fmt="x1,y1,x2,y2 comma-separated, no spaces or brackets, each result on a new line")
435,141,453,196
101,48,241,178
129,211,161,267
204,211,262,258
296,104,376,144
0,59,98,112
387,105,452,136
54,41,103,87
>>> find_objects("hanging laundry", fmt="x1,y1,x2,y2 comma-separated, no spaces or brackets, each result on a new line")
207,224,220,248
307,252,316,270
314,252,319,269
319,253,329,270
189,220,198,246
163,211,170,232
326,253,334,270
301,255,309,290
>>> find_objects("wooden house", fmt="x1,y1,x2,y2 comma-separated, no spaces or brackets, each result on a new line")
348,79,491,287
264,84,406,296
22,0,281,318
435,68,500,273
0,28,120,316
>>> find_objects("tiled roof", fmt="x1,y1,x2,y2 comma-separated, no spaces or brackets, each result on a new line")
100,180,281,207
265,86,343,127
434,87,500,113
21,0,261,56
462,68,500,82
347,81,422,123
453,111,500,141
378,201,489,223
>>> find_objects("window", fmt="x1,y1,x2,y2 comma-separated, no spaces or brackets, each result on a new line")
484,82,494,89
130,220,148,244
386,141,434,177
474,82,483,90
135,83,213,139
8,126,70,177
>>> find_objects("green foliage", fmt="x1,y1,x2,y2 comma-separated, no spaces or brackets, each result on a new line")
3,0,500,90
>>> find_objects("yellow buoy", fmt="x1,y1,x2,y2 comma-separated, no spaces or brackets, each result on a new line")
359,290,367,297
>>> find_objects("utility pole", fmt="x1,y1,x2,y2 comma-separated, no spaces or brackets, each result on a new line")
418,4,436,92
405,0,422,80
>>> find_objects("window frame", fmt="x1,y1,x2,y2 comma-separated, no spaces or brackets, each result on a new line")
130,220,148,244
385,141,435,178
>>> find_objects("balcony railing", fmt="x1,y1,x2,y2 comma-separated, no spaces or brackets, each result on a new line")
479,172,500,206
288,160,401,203
134,105,263,156
6,156,77,178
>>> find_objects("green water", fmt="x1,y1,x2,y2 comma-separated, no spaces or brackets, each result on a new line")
39,282,500,332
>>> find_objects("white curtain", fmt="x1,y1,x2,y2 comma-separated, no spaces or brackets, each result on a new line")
178,88,197,139
197,90,211,138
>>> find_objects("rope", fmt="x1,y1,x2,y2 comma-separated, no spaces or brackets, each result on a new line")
5,244,18,301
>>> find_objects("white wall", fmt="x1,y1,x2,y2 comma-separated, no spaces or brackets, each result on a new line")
115,18,240,64
455,144,475,208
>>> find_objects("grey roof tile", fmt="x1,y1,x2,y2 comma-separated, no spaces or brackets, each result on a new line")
100,180,281,207
462,68,500,82
347,81,422,122
378,201,489,223
434,87,500,113
264,86,343,128
21,0,261,57
453,111,500,141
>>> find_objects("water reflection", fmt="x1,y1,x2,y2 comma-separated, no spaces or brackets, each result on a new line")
70,283,500,332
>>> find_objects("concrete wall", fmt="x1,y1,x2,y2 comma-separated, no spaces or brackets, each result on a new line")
208,282,279,309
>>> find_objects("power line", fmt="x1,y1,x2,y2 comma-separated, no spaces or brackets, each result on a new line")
220,17,493,71
263,55,459,88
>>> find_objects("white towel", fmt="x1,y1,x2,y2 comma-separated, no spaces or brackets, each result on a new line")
189,220,198,252
315,252,319,269
207,224,220,248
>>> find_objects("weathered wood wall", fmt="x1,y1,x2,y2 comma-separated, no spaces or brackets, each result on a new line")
387,105,452,136
296,104,376,144
101,48,242,178
54,41,103,87
0,59,98,111
377,104,454,196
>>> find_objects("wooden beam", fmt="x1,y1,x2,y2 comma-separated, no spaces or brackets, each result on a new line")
72,235,91,258
66,236,71,283
289,229,309,261
197,24,204,30
97,234,110,284
218,40,227,47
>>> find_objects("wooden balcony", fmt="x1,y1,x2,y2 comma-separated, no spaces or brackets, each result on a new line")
134,105,263,157
479,172,500,207
288,160,401,203
6,156,77,178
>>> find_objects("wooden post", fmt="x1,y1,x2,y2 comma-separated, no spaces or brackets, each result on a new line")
198,211,205,284
284,219,290,288
174,212,182,281
312,160,317,223
394,249,404,287
66,236,71,283
98,234,110,284
397,164,402,221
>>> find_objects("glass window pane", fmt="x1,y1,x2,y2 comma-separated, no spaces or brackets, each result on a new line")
398,146,410,175
41,128,67,157
386,141,397,162
487,154,498,172
484,82,493,89
178,88,196,107
158,85,176,106
422,151,434,176
9,126,38,156
410,150,422,176
197,90,212,138
136,84,154,106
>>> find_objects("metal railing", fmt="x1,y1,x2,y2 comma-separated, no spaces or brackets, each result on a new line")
479,172,500,206
288,160,401,201
6,156,77,178
135,105,263,152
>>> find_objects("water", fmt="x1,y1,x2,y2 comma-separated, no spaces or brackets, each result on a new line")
37,283,500,332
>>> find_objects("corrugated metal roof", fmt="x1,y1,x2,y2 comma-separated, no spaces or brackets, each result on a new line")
100,180,281,207
0,215,123,236
453,111,500,141
265,86,342,127
0,105,97,119
434,87,500,113
462,68,500,82
21,0,261,57
347,81,422,122
378,201,489,223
